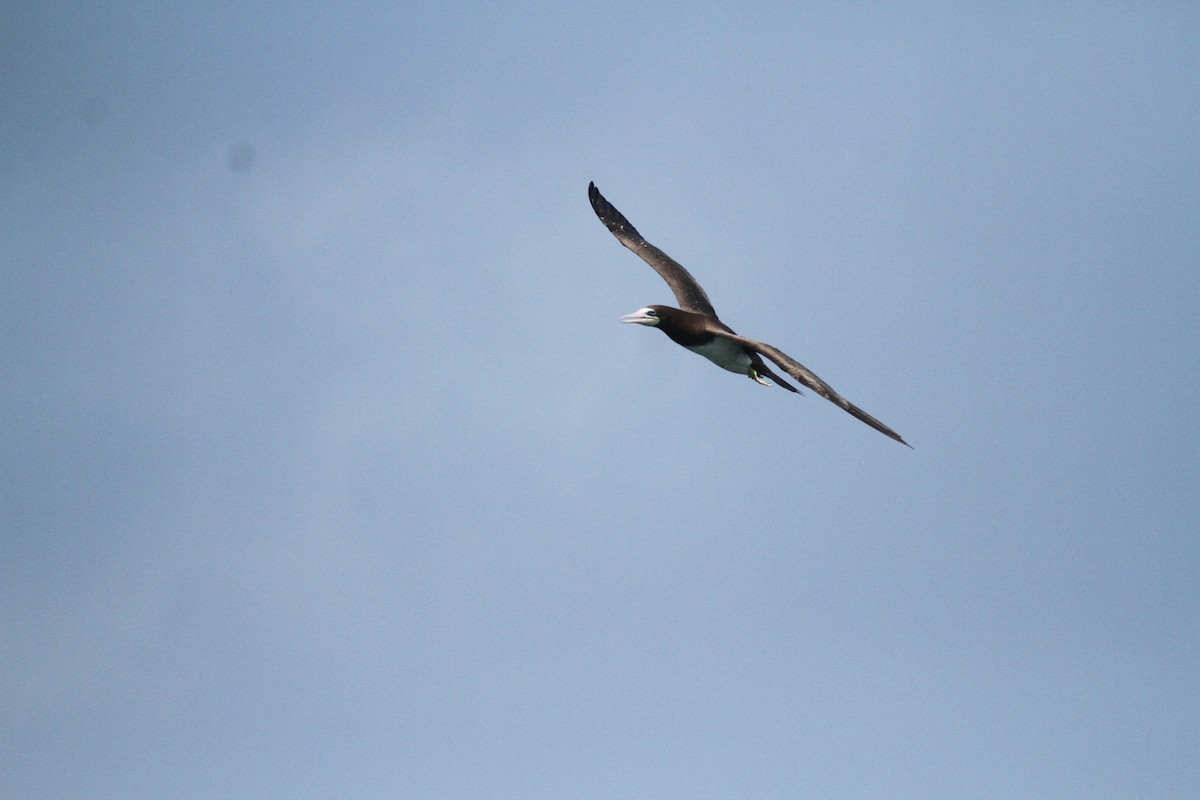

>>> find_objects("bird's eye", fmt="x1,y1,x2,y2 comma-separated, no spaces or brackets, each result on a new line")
646,309,658,317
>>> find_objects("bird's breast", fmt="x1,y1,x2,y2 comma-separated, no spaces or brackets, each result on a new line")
685,335,752,375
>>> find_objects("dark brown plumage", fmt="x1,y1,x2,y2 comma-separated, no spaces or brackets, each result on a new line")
589,181,910,447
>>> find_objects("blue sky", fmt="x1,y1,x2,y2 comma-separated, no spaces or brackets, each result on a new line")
3,3,1198,798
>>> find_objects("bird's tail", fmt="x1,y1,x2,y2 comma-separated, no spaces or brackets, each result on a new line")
751,359,801,394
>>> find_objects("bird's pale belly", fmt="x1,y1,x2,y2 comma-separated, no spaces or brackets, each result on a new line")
685,336,751,375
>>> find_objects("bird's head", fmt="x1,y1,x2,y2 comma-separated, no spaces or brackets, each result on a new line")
619,306,663,327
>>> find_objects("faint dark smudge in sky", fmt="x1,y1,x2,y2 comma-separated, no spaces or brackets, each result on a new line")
226,141,256,172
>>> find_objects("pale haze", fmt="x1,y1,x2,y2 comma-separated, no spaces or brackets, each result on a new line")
3,4,1198,798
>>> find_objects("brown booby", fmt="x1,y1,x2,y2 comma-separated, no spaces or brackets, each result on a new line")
589,181,910,447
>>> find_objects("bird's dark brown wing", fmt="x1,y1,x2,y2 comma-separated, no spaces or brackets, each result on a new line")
588,182,718,317
716,329,911,447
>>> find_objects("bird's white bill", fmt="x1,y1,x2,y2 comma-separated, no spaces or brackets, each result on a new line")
620,311,657,325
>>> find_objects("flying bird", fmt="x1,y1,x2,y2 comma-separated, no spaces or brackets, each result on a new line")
588,181,910,447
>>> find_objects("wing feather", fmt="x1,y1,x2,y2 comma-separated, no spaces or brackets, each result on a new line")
588,182,718,317
718,330,911,447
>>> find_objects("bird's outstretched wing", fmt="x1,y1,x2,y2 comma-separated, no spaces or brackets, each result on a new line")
718,330,911,447
588,182,718,317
